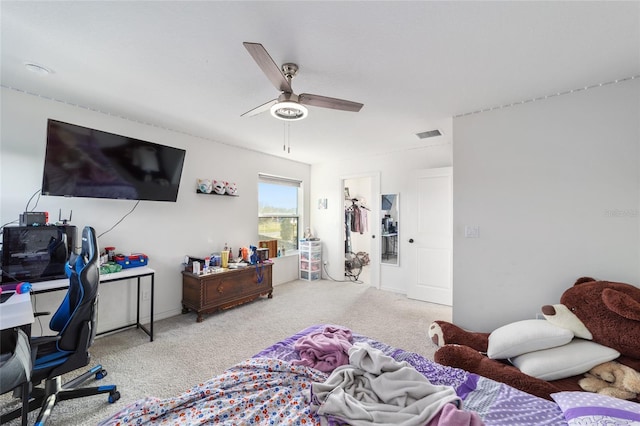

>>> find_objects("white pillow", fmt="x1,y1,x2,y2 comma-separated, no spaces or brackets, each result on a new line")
510,339,621,380
487,319,574,359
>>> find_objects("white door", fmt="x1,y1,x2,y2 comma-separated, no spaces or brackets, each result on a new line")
406,167,452,305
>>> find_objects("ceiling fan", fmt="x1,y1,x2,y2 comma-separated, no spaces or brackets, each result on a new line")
241,42,364,121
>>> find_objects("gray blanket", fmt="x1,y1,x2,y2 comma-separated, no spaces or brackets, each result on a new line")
312,342,460,426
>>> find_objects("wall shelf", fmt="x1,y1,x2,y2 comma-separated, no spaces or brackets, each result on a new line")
196,190,239,197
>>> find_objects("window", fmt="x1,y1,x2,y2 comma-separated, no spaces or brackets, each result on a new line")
258,174,301,253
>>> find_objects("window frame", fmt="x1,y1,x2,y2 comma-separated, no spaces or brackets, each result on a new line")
258,173,302,253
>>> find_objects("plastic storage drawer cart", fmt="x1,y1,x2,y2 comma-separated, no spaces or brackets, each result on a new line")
299,239,321,281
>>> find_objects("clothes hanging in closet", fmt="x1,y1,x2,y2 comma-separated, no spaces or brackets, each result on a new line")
346,202,368,235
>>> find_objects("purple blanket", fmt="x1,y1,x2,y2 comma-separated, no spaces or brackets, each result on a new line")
101,324,567,425
254,324,568,426
291,325,353,372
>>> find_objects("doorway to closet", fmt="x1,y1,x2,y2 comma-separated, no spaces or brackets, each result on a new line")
341,173,380,288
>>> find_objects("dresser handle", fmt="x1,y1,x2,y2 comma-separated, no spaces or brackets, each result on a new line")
217,285,224,293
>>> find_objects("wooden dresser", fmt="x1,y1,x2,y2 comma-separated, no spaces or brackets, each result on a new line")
181,263,273,322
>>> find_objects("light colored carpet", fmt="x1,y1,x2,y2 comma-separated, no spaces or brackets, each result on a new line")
1,278,451,425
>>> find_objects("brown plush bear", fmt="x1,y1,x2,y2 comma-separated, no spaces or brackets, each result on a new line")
429,277,640,401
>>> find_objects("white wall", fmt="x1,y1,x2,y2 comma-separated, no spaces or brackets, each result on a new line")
311,139,453,293
0,88,310,333
452,79,640,332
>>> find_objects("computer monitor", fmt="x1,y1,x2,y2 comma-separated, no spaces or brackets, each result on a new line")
1,225,76,283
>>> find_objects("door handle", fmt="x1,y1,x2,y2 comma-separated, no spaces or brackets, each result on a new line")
408,239,414,243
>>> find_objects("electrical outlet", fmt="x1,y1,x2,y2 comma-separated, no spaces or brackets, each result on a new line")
143,290,150,301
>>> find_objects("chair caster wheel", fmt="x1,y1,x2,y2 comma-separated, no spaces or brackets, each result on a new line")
96,369,107,380
109,391,121,403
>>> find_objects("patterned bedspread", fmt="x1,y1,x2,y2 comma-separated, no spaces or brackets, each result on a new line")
99,324,568,425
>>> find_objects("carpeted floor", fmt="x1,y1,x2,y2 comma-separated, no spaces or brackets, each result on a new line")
1,277,451,425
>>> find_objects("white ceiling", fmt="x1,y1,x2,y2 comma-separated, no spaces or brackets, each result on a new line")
2,1,639,165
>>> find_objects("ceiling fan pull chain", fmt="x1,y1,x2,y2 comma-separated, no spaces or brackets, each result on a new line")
283,122,287,151
287,123,291,153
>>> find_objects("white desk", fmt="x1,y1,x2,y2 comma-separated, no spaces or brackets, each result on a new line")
30,267,155,341
0,292,34,330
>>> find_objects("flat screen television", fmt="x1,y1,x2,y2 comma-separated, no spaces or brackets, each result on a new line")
1,225,76,283
42,119,186,202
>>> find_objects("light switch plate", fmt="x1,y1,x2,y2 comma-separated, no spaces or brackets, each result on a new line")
465,225,480,238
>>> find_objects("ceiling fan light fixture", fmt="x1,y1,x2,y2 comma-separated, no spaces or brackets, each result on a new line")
270,101,308,121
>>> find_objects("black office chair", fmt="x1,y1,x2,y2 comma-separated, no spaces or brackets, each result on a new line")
0,328,31,425
1,226,120,424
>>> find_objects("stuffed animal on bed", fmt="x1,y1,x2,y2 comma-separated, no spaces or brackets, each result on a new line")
580,360,640,400
428,277,640,401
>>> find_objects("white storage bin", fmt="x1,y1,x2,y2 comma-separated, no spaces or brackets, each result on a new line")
299,240,321,249
299,239,322,281
300,270,321,281
300,251,322,262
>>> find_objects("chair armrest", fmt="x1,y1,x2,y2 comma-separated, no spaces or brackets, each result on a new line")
30,335,60,349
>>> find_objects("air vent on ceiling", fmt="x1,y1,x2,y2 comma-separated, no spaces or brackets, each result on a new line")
416,129,442,139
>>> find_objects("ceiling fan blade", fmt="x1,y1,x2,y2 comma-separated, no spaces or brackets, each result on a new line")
243,42,292,93
241,98,277,117
299,93,363,112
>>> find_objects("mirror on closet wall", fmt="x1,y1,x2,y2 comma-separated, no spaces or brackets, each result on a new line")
381,194,399,265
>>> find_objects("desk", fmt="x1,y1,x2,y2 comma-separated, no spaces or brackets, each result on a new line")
30,267,155,342
0,292,34,330
0,292,33,426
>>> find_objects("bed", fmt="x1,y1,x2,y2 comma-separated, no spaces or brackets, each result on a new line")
98,324,640,425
